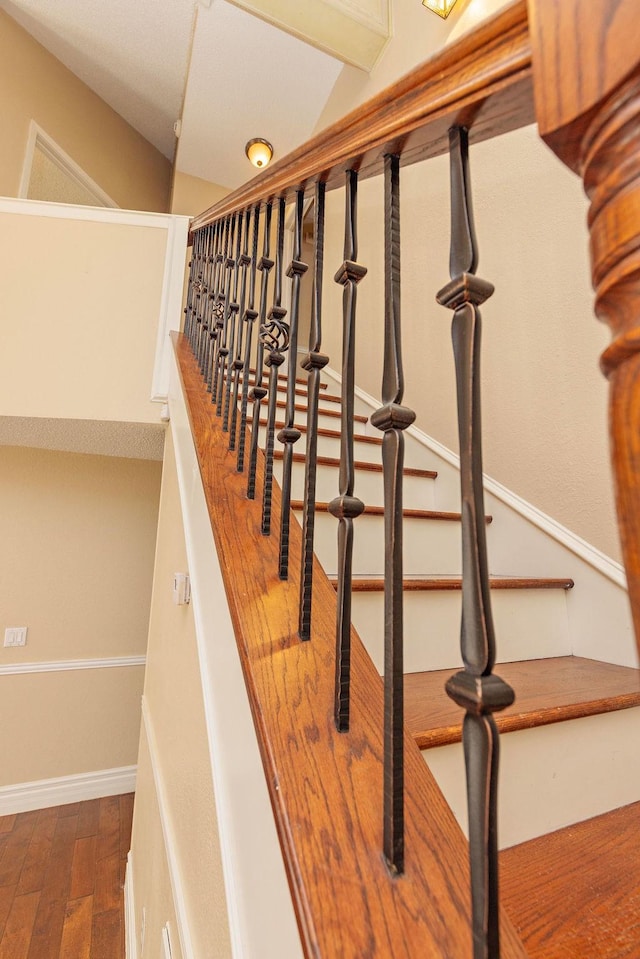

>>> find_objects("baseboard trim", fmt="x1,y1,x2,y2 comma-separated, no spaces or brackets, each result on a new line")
322,365,627,589
0,655,146,677
125,852,138,959
0,765,137,815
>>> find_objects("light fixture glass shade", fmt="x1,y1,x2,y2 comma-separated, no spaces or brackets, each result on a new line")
245,138,273,169
422,0,458,17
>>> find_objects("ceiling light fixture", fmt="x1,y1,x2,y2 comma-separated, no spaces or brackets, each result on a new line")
422,0,458,17
245,138,273,169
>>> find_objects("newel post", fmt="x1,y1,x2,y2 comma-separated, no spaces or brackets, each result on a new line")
528,0,640,649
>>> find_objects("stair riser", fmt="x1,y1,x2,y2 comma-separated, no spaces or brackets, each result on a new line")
305,511,463,576
425,707,640,849
272,459,436,510
352,588,571,673
256,425,382,465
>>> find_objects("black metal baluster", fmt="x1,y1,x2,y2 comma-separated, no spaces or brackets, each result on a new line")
260,197,289,536
237,205,261,473
199,224,215,376
211,216,233,407
229,209,253,451
299,181,329,640
329,170,367,732
196,225,211,370
247,202,274,499
183,233,198,344
217,213,238,417
437,126,514,959
204,221,221,389
188,230,204,353
278,190,308,578
207,220,225,392
222,213,244,431
371,155,415,874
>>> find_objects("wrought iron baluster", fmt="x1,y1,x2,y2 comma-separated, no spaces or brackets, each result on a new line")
196,225,211,370
299,181,329,640
370,155,415,874
189,229,204,353
211,216,233,407
229,209,253,450
278,190,308,578
247,202,274,499
437,126,514,959
204,220,222,389
260,197,289,536
329,170,367,731
237,205,261,473
207,219,225,392
199,224,216,376
183,233,198,344
223,213,244,431
217,213,238,417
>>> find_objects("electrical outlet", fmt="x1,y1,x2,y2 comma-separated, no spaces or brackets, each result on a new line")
4,627,27,647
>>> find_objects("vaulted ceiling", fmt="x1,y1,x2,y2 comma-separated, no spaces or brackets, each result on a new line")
0,0,394,189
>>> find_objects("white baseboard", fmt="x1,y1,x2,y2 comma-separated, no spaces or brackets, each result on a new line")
0,765,137,815
125,852,139,959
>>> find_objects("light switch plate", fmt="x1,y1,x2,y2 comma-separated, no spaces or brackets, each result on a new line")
4,627,28,647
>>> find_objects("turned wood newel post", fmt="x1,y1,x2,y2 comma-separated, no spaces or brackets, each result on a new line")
528,0,640,648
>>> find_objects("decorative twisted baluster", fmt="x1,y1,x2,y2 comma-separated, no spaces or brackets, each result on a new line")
247,202,273,499
237,205,261,472
211,216,233,407
217,213,239,417
183,233,199,344
329,170,367,732
229,209,253,451
223,213,245,431
370,155,415,874
188,230,205,352
437,126,514,959
278,190,308,578
261,197,289,536
299,182,329,640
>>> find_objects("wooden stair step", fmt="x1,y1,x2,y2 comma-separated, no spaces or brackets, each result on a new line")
245,367,328,389
500,800,640,959
274,399,367,423
293,502,483,521
259,420,383,444
246,378,343,405
273,450,437,479
343,575,574,592
405,656,640,749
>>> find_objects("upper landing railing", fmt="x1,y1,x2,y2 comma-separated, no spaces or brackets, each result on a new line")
182,2,640,956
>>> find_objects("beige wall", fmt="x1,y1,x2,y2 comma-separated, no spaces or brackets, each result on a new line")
170,171,230,218
130,429,231,957
0,446,161,784
0,9,171,213
0,212,168,424
321,125,619,561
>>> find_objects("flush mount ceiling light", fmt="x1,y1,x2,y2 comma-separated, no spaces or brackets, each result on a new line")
245,138,274,169
422,0,458,17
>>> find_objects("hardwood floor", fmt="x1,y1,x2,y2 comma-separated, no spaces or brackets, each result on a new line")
0,794,133,959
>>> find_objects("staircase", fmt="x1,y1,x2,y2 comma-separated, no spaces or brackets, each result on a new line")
260,359,640,951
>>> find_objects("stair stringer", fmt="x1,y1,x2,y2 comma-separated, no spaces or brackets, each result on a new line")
167,348,304,959
322,365,637,669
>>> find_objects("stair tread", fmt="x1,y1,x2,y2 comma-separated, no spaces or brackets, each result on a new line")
260,420,383,444
500,800,640,959
293,502,481,521
405,656,640,749
245,367,328,389
274,399,367,423
243,377,342,404
273,450,437,479
343,575,574,591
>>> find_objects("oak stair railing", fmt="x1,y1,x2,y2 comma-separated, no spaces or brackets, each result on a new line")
178,1,640,956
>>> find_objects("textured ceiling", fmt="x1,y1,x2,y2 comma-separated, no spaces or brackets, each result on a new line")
0,417,166,461
0,0,343,181
177,0,343,188
0,0,198,159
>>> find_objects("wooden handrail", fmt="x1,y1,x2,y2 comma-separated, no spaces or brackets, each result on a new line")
191,0,533,230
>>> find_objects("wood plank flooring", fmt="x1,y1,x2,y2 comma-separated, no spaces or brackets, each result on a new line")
0,794,133,959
